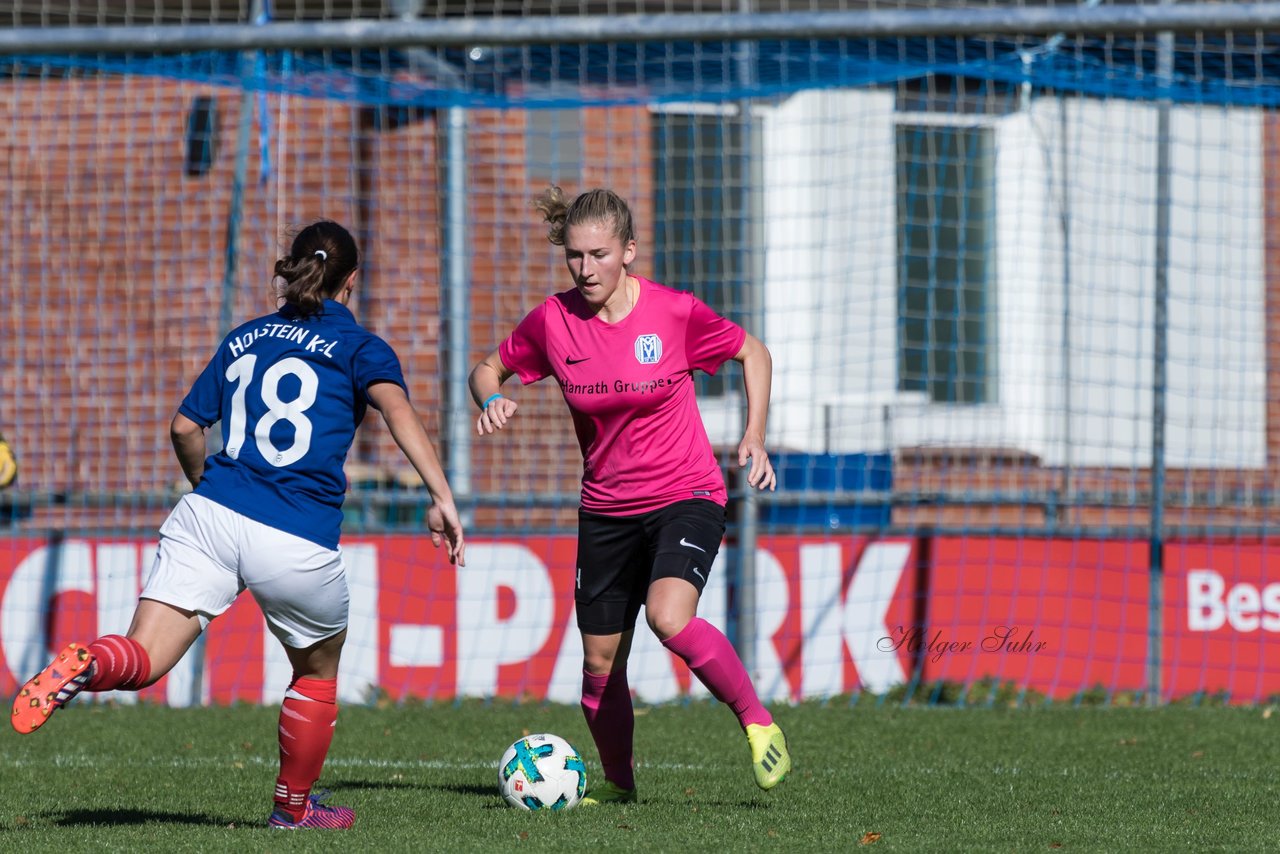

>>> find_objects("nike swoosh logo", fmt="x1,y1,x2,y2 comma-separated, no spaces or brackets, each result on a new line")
691,566,706,583
565,356,590,365
679,537,706,553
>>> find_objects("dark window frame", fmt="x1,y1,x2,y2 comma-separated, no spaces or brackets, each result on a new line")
895,121,997,405
652,106,759,398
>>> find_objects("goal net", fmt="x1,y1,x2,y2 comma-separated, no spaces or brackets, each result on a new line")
1,2,1277,706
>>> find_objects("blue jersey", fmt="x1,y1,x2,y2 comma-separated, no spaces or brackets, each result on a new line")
179,300,406,548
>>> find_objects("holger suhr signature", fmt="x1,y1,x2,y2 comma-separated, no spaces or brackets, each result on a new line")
877,626,1049,664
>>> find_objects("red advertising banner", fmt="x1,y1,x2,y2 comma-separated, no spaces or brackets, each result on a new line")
1164,540,1280,700
1,534,1277,705
917,538,1149,699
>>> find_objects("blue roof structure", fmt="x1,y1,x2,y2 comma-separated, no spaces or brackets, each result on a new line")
5,33,1278,108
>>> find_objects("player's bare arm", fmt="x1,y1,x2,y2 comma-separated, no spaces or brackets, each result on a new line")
732,333,776,492
367,381,466,566
468,348,520,435
170,412,207,489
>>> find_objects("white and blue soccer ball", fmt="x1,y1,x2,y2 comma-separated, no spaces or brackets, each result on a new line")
497,733,587,811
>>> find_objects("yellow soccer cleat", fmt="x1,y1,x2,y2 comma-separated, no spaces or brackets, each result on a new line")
0,438,16,490
578,780,637,806
746,722,791,790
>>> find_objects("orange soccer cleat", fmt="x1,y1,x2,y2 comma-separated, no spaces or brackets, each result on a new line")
10,642,95,735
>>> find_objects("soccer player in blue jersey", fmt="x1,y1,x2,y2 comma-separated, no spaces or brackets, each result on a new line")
9,220,465,830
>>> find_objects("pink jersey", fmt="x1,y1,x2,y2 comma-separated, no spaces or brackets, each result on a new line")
499,275,746,516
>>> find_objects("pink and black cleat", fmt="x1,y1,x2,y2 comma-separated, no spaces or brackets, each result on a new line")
269,793,356,830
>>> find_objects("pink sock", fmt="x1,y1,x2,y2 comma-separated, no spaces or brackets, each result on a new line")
580,669,635,790
85,635,152,691
662,617,772,729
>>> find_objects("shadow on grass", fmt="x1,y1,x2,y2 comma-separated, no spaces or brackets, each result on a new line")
327,777,497,801
325,777,433,792
45,808,231,828
675,798,777,809
435,782,501,800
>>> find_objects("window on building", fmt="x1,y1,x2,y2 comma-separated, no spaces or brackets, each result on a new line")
652,108,758,397
896,122,996,404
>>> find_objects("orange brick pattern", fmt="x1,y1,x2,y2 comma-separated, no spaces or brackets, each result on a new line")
2,78,1277,533
0,79,657,532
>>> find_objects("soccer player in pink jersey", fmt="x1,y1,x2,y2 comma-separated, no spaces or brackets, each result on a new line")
469,186,790,804
11,220,466,829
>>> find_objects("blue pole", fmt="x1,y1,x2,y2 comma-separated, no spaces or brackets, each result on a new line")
255,0,273,185
1147,5,1173,708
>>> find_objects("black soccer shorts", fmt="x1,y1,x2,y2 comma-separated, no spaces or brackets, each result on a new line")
574,498,726,635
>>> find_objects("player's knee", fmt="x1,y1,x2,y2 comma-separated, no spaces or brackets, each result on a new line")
645,608,690,642
582,643,622,675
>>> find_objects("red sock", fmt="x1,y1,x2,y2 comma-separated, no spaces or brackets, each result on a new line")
662,617,773,729
275,676,338,821
580,669,635,790
84,635,152,691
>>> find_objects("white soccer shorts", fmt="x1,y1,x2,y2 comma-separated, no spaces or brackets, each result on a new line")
141,493,349,648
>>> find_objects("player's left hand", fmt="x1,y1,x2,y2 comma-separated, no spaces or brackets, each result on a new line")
476,395,519,435
737,436,776,492
426,500,466,566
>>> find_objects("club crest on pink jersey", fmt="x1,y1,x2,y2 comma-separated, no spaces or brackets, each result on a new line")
635,334,662,364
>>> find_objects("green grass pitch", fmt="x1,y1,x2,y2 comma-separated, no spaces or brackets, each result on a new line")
2,699,1277,851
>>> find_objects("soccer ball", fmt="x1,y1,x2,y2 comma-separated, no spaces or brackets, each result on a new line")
497,733,587,811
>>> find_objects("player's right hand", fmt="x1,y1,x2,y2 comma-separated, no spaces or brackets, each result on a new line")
426,500,466,567
476,396,519,436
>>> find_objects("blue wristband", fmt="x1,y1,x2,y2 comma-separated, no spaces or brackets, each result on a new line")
481,393,503,410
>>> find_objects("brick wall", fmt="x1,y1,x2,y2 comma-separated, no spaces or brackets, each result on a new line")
1,78,1276,533
0,79,653,531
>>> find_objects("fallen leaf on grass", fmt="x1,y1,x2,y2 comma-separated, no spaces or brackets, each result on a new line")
859,832,882,845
